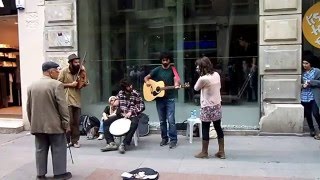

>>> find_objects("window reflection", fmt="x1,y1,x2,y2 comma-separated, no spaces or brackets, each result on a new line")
78,0,259,105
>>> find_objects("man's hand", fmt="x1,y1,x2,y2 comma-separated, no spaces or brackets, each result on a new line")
71,81,78,87
124,112,132,119
102,113,108,121
65,127,71,133
303,83,309,88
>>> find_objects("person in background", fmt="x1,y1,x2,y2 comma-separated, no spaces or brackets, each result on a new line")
58,54,89,148
193,57,225,159
144,52,180,149
301,54,320,138
97,96,119,140
27,61,72,180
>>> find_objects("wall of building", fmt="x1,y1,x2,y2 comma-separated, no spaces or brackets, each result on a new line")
259,0,304,133
18,0,45,129
18,0,77,130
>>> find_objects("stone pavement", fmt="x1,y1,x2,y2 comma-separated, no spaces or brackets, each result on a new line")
0,132,320,180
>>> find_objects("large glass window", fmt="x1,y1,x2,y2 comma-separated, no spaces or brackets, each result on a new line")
303,0,320,58
78,0,259,129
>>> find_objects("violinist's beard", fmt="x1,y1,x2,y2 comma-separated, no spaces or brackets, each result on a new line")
70,65,80,75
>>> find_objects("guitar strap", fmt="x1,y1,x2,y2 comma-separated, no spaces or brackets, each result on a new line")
171,66,180,81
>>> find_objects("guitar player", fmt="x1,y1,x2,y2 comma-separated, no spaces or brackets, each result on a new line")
144,52,181,149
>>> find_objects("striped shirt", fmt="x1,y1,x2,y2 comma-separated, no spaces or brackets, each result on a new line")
117,90,145,117
301,68,315,102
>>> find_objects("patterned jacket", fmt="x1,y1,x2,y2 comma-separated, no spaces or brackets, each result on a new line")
117,89,145,117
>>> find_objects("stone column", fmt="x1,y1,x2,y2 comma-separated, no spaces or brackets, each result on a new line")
259,0,304,134
18,0,46,130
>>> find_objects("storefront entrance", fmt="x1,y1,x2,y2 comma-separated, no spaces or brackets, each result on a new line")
0,1,22,119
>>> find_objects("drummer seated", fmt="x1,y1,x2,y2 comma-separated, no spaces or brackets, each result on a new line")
101,78,145,154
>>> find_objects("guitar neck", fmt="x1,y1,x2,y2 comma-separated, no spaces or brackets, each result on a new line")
160,85,185,90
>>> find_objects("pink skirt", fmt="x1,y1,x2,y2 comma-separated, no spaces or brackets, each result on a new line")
200,104,222,122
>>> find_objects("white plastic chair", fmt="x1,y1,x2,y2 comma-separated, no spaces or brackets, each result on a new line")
186,117,202,143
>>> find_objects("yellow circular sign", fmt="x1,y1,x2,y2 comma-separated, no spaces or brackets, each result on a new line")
302,2,320,49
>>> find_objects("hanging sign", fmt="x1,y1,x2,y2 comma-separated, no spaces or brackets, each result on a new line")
302,2,320,49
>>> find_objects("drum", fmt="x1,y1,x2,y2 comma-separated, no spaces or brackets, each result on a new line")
109,118,131,136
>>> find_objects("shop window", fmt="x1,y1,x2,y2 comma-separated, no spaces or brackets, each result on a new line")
118,0,135,11
78,0,260,129
141,0,164,10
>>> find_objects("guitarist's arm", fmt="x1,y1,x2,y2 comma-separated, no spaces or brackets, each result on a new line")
174,77,181,88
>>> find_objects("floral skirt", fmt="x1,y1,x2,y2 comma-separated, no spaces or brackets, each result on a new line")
200,104,222,122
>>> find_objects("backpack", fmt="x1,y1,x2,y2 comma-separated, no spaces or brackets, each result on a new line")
137,113,149,137
79,115,100,136
121,167,159,180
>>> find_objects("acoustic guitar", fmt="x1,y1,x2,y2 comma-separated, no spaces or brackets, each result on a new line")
143,79,190,101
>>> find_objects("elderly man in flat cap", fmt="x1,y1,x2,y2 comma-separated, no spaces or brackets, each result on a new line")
27,61,72,180
58,54,89,148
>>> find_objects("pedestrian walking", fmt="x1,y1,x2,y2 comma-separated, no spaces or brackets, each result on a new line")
27,61,72,179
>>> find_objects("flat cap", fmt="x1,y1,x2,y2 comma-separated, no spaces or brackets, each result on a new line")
42,61,60,72
68,53,80,62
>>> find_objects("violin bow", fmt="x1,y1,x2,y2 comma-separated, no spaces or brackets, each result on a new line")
76,51,87,77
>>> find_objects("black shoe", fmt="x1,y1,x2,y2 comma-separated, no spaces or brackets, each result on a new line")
160,139,168,146
169,141,177,149
53,172,72,180
36,175,46,180
310,130,316,137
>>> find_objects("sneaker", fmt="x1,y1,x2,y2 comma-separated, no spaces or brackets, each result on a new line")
160,139,168,146
73,142,80,148
118,143,126,154
97,134,104,140
310,130,316,137
53,172,72,180
101,142,118,152
314,134,320,140
169,141,177,149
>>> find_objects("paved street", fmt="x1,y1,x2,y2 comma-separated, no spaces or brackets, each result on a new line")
0,132,320,180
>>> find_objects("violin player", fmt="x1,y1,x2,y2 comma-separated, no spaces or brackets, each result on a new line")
58,53,89,148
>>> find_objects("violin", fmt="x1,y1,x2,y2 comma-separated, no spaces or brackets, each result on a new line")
76,66,87,89
76,52,88,89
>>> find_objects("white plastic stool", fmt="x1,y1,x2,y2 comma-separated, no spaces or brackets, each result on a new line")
186,118,202,143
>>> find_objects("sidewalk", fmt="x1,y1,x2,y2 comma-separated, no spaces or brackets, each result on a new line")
0,132,319,180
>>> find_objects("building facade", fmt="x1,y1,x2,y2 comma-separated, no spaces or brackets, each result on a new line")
14,0,318,133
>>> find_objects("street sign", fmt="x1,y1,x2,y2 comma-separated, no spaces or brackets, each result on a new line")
302,2,320,49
